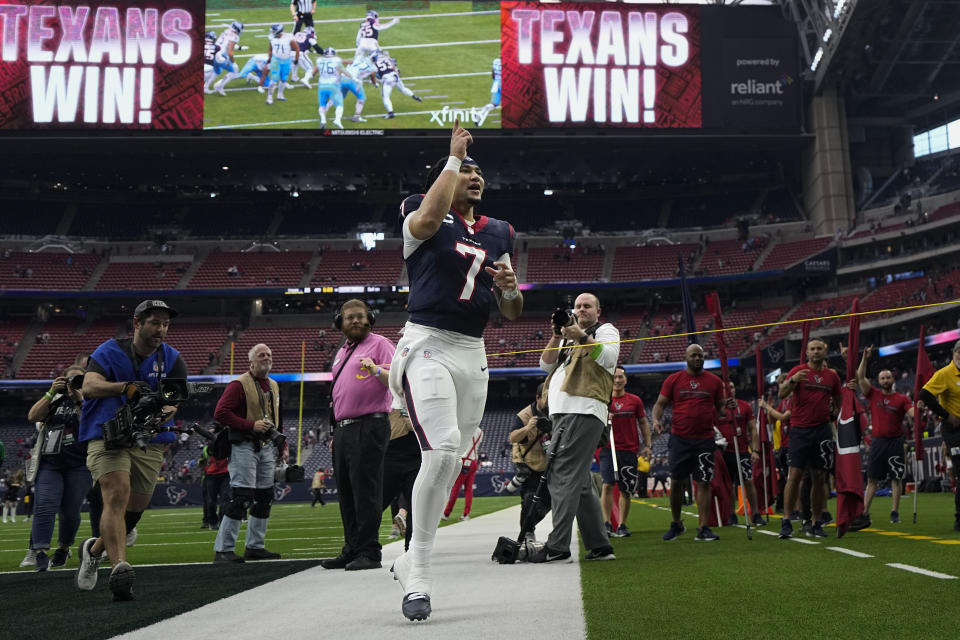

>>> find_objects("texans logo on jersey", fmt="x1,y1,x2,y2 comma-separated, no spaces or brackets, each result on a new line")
614,401,622,410
813,374,822,383
689,381,700,389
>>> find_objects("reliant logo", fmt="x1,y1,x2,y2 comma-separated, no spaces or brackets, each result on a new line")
730,79,784,95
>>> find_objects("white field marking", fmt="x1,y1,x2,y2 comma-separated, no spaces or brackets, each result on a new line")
756,529,780,536
205,105,490,129
127,536,341,547
215,71,486,94
0,556,320,575
790,538,820,545
439,101,466,106
826,547,874,558
233,40,498,59
887,563,958,579
205,10,499,31
423,95,450,99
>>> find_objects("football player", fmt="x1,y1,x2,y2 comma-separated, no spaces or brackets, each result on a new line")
315,48,355,129
205,21,243,94
202,31,220,93
291,27,325,88
340,56,378,122
388,122,523,622
372,49,422,120
265,23,299,105
475,57,501,124
356,10,398,62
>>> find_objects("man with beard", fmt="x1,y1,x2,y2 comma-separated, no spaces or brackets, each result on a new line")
716,381,765,527
777,338,842,539
76,300,187,600
653,343,728,542
321,300,395,571
849,345,913,529
211,343,283,563
389,122,522,621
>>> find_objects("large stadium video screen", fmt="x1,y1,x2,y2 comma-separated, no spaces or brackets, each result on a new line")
0,1,799,133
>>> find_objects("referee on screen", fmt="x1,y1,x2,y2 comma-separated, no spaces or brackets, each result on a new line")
291,0,316,34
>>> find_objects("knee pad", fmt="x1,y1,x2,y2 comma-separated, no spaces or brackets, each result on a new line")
225,487,254,521
249,488,273,519
421,449,460,490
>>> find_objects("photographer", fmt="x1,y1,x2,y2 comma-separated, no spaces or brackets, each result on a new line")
200,425,231,530
508,383,551,542
212,343,283,563
531,293,619,563
22,365,91,571
76,300,187,601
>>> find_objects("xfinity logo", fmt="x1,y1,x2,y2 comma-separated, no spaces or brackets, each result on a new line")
430,105,490,127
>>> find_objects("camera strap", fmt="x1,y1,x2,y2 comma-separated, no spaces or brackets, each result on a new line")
557,322,600,368
119,338,165,385
252,378,274,423
328,341,359,423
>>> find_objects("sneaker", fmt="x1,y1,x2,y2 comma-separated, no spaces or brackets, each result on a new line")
662,521,686,541
890,510,901,523
402,592,431,621
604,521,615,536
35,550,49,572
778,519,793,539
19,549,36,568
584,545,616,561
848,513,871,531
389,525,401,539
345,556,381,571
277,96,287,102
51,547,70,568
393,513,406,538
300,78,311,89
821,511,833,525
751,513,767,527
440,514,450,521
126,527,137,547
528,545,572,563
385,112,396,119
413,95,423,102
807,521,827,538
320,555,351,570
243,547,281,561
695,526,719,541
800,520,813,536
726,514,738,526
76,538,102,590
333,119,343,129
213,551,245,564
615,524,631,538
108,561,135,601
459,514,470,521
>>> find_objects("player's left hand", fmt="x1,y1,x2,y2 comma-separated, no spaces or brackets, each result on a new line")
485,261,517,293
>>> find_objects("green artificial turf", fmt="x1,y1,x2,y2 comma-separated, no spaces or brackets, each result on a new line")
581,493,960,639
202,2,501,130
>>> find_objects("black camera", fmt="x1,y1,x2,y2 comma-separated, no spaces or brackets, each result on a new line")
551,307,574,336
534,416,553,435
66,373,85,390
258,418,287,450
274,463,306,483
103,378,213,450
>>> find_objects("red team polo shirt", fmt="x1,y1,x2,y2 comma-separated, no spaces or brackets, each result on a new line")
865,387,913,438
660,369,723,439
784,363,842,428
716,398,754,452
606,392,645,454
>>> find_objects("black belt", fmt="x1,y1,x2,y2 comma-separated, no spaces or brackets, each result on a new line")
337,412,388,427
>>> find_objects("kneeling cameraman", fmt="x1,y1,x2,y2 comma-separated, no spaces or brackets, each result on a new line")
508,384,551,542
212,343,283,563
77,300,187,601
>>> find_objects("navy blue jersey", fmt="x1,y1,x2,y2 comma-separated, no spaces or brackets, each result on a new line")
358,18,379,40
372,53,397,79
400,193,515,338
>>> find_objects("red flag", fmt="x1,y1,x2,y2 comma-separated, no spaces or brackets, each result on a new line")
801,321,810,358
914,325,934,461
754,346,779,510
707,449,733,527
836,299,865,538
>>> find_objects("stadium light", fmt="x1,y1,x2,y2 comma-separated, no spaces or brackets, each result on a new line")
543,189,554,196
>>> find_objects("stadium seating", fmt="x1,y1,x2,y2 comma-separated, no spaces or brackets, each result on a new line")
757,237,833,271
0,252,99,290
16,318,124,379
215,326,342,374
311,248,403,286
0,320,29,378
610,244,699,281
167,324,233,375
188,250,312,289
698,237,767,276
483,317,548,368
95,261,190,290
759,295,860,348
524,247,604,283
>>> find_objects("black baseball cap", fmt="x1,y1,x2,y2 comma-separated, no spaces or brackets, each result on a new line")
134,299,179,319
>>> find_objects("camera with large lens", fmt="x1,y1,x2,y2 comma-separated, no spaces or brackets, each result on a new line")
102,378,213,451
534,415,553,435
262,425,286,449
551,307,574,336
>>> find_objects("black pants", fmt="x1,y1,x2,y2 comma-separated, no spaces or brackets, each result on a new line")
380,431,421,551
333,414,390,561
311,488,326,506
293,12,314,33
519,469,551,536
203,473,230,526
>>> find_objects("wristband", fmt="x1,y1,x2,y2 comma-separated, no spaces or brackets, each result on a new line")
44,390,55,400
501,287,519,301
443,155,463,173
375,367,383,377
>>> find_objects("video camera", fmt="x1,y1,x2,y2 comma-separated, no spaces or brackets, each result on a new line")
103,378,215,450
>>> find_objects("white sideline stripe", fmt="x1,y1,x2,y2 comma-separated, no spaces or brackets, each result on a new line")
205,105,489,130
756,529,779,536
424,95,450,99
790,538,820,545
887,563,958,579
233,40,499,59
204,10,499,30
826,547,874,558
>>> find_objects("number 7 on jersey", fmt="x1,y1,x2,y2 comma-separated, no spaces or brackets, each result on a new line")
454,242,487,301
